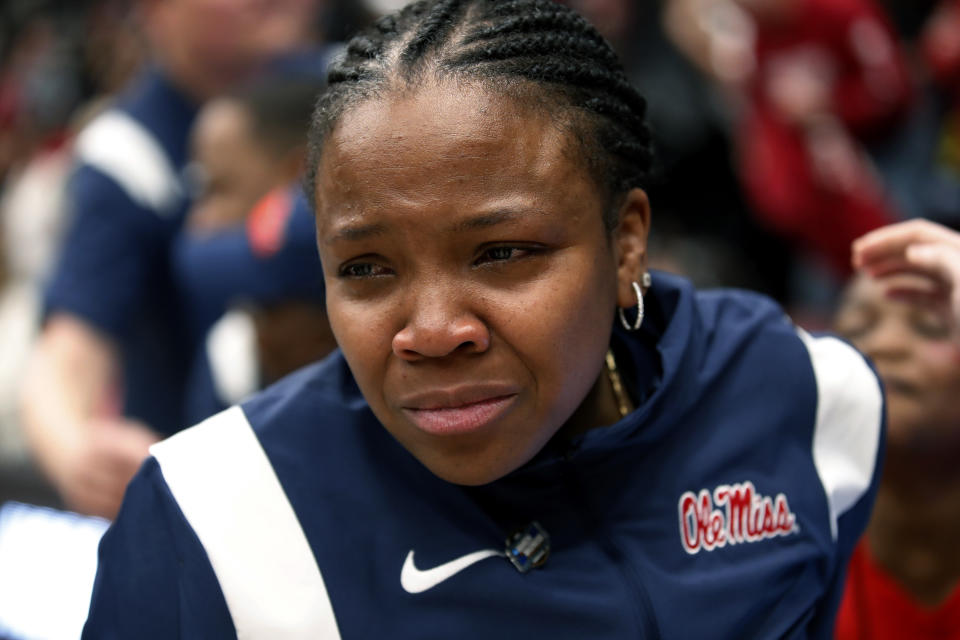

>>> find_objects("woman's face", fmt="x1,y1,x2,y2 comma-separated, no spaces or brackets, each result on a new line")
835,274,960,454
314,82,648,485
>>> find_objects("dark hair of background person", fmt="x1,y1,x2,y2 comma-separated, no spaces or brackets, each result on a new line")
235,76,326,157
304,0,654,233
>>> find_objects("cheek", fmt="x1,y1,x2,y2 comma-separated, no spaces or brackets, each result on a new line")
325,295,395,386
494,251,618,407
916,342,960,399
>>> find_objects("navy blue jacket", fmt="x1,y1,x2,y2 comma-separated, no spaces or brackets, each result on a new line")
45,69,197,434
83,273,885,639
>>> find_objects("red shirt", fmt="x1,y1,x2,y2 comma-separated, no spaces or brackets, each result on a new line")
836,543,960,640
751,0,911,136
737,0,909,276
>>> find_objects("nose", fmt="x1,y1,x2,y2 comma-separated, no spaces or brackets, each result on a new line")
391,287,490,361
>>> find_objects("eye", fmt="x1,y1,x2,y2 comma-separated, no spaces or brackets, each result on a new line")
474,245,539,266
911,313,951,340
338,261,392,279
835,307,875,341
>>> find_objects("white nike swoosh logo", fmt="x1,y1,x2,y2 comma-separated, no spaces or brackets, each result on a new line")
400,549,504,594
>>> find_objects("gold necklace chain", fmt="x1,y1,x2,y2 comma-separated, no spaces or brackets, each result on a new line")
605,349,632,419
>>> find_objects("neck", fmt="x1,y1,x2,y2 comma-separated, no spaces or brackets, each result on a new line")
557,360,626,442
867,457,960,606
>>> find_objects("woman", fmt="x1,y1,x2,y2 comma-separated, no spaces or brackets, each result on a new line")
835,219,960,639
83,2,884,638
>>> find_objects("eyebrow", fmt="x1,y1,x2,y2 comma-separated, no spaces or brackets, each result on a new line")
325,222,387,245
326,208,543,245
452,209,523,233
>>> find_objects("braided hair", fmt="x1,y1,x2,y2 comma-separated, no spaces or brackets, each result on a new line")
305,0,653,232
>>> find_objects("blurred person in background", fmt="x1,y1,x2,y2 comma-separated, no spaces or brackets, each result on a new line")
174,75,335,424
666,0,912,280
19,0,321,519
834,218,960,639
566,0,793,301
864,0,960,234
908,0,960,224
0,0,145,504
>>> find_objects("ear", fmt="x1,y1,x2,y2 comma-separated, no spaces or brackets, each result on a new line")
614,188,652,309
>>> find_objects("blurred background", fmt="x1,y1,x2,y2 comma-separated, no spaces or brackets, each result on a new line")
1,0,958,511
0,0,958,520
0,0,956,636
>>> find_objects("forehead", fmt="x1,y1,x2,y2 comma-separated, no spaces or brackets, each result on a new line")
313,81,594,227
840,273,880,304
837,275,904,323
837,273,953,339
841,273,930,310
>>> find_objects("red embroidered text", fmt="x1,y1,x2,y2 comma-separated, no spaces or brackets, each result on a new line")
678,481,798,554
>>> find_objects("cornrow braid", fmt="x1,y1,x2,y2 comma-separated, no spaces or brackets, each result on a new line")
487,0,565,16
345,34,383,61
400,0,469,67
465,11,607,47
305,0,654,233
454,32,621,70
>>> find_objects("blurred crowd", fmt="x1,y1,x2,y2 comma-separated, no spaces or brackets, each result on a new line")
0,0,958,633
0,0,957,501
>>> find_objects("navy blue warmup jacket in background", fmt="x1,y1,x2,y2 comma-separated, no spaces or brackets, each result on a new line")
83,272,885,639
44,68,197,435
172,190,326,424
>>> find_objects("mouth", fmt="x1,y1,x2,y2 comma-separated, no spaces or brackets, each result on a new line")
880,374,919,397
401,391,519,437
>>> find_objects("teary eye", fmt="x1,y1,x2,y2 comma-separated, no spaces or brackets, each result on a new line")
475,245,542,266
339,262,391,278
480,247,517,262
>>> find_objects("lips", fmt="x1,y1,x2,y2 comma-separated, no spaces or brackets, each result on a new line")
399,386,520,436
879,373,919,397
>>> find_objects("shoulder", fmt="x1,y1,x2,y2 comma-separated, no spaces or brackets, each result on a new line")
245,352,370,433
84,457,235,638
73,109,185,216
690,285,807,376
671,279,884,534
795,329,885,538
694,286,792,335
143,364,350,638
698,286,885,522
71,69,196,218
152,353,372,500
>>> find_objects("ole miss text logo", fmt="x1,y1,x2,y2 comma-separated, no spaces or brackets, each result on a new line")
678,481,798,554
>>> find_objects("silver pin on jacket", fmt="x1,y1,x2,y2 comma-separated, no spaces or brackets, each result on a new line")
505,521,550,573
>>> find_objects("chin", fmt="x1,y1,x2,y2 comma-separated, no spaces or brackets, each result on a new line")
414,446,527,486
885,413,948,457
422,458,512,486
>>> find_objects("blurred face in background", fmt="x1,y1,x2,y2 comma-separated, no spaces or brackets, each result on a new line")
188,98,294,231
142,0,319,98
835,274,960,458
